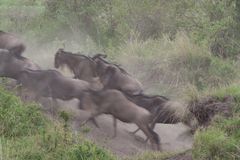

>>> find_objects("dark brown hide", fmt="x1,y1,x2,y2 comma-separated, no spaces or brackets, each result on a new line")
0,31,26,57
79,89,160,150
18,69,102,100
125,93,181,124
54,49,96,81
94,60,143,95
0,49,40,80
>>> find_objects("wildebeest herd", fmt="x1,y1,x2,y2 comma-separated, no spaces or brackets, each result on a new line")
0,31,193,151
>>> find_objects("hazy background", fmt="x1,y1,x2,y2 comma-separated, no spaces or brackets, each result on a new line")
1,0,240,99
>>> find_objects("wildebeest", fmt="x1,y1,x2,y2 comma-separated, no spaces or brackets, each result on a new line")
124,93,183,133
54,49,143,95
79,89,160,150
92,54,143,95
0,49,40,81
54,49,97,81
0,31,26,57
18,69,103,100
18,69,103,127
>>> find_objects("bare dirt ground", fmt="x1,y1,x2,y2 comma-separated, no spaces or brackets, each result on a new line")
55,99,193,158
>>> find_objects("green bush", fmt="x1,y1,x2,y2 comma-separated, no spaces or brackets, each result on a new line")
0,86,46,137
68,141,115,160
192,85,240,160
193,127,240,160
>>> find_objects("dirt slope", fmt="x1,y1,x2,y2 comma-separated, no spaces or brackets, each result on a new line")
57,99,193,158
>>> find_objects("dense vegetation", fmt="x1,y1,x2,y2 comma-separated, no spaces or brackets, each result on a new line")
0,0,240,159
191,85,240,160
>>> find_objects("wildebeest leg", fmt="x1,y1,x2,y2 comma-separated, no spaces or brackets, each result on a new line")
143,114,159,143
73,75,77,79
130,128,140,134
137,124,160,151
51,98,59,117
147,125,161,151
80,112,101,127
90,117,99,128
113,116,117,138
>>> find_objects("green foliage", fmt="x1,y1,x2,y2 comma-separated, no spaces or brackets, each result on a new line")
59,111,70,123
192,84,240,160
1,0,240,57
0,86,46,137
1,129,115,160
81,126,91,134
207,85,240,113
193,127,240,160
68,141,115,160
113,33,238,97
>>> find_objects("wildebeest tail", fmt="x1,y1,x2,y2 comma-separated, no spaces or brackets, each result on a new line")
153,101,189,124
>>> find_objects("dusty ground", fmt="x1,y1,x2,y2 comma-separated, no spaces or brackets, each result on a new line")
56,99,193,158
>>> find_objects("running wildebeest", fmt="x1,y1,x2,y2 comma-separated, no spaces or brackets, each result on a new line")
18,69,103,101
18,69,103,126
0,49,40,81
54,49,97,81
54,49,143,95
124,93,182,133
79,89,160,150
124,93,194,143
92,54,143,95
0,31,26,57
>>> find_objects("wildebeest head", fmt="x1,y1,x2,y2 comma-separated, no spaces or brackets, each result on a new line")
99,66,116,87
0,49,40,80
92,54,143,94
0,31,26,57
54,49,98,81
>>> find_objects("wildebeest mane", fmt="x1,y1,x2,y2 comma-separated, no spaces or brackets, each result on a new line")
125,92,169,101
58,49,95,64
92,54,129,74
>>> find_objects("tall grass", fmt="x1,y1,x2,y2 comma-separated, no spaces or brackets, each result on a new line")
112,32,238,98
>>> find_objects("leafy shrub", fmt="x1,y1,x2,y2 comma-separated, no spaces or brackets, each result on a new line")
0,86,46,137
68,141,115,160
193,127,240,160
192,85,240,160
